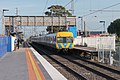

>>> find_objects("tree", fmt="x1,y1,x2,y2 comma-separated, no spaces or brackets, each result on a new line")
46,26,66,34
45,5,72,16
45,5,72,33
107,19,120,37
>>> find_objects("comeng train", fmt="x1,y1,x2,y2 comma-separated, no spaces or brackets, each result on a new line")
30,31,74,51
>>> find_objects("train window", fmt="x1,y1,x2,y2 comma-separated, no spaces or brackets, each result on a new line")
57,38,63,43
66,37,73,43
54,37,56,42
57,37,73,43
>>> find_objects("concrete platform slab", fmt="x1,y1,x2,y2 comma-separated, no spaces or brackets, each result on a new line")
0,48,28,80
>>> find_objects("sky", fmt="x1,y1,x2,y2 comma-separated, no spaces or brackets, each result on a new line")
0,0,120,37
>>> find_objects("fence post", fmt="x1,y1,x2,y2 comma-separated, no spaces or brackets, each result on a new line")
102,45,105,63
118,47,120,66
109,45,113,65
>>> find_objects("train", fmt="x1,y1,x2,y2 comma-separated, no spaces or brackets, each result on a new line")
30,31,74,51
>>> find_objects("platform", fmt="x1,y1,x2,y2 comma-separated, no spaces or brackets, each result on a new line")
0,47,67,80
74,46,97,53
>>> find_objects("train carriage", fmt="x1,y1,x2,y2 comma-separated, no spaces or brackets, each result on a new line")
30,31,74,51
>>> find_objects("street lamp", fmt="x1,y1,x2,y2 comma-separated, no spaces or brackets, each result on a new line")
78,16,83,31
78,16,86,37
99,20,105,33
3,9,9,15
78,16,84,45
2,9,9,35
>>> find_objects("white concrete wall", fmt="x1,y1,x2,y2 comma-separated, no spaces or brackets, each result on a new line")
74,36,82,45
74,35,115,51
11,36,16,51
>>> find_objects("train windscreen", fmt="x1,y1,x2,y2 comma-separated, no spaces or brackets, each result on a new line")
57,37,73,43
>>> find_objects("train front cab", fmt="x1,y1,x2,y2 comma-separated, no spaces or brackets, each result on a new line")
55,32,74,50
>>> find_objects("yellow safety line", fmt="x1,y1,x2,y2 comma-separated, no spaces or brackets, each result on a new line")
28,49,42,80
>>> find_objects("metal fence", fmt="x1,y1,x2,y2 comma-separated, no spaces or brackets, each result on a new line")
97,46,120,66
0,36,8,57
114,46,120,66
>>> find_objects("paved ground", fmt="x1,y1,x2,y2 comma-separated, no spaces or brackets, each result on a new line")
0,48,28,80
0,44,67,80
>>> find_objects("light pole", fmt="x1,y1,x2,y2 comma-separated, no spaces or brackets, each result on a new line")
2,9,9,35
99,21,105,33
78,16,84,45
78,16,83,35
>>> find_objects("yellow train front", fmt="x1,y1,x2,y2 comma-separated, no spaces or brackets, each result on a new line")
55,32,74,50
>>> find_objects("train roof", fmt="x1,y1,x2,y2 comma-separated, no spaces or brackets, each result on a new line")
56,32,73,37
39,31,73,37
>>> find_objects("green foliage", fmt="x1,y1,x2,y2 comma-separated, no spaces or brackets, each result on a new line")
107,18,120,37
46,26,66,34
45,5,72,16
45,5,72,33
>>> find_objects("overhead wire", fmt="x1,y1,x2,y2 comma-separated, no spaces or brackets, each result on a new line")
42,0,49,15
88,26,103,30
89,10,120,12
79,2,120,31
42,0,76,14
64,0,73,7
81,2,120,17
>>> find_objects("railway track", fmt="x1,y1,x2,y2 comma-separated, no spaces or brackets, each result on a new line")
60,55,120,80
72,55,120,75
31,43,87,80
41,51,117,80
31,43,120,80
